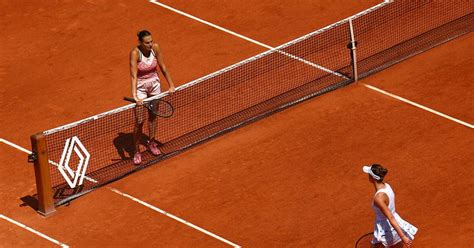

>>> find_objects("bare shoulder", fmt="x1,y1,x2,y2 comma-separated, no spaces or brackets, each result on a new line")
374,192,387,201
374,192,389,206
130,47,139,56
130,47,140,62
152,43,162,53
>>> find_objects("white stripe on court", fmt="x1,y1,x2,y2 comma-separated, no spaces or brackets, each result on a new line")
44,2,391,135
108,187,241,248
0,214,69,248
1,139,240,247
0,138,98,184
148,0,348,79
363,84,474,129
149,0,472,129
0,138,32,154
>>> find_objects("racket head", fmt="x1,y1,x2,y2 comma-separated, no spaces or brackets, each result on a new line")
355,232,376,248
147,99,174,118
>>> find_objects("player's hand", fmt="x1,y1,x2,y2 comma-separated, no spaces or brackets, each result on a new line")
401,236,412,247
135,98,144,106
169,85,175,95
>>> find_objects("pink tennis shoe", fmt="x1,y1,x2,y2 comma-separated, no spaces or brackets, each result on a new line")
147,140,162,156
133,152,142,165
133,140,161,165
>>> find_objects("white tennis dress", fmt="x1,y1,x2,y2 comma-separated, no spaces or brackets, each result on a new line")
371,183,418,246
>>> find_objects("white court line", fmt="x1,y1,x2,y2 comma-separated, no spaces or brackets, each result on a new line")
0,138,98,184
149,0,348,79
1,138,240,247
149,0,472,129
109,188,241,248
0,138,32,154
363,84,474,129
43,1,390,135
0,214,69,248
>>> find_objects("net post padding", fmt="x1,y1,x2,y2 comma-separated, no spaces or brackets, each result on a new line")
348,18,358,82
30,133,56,216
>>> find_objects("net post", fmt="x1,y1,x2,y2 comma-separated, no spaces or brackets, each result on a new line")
348,18,358,82
30,133,56,216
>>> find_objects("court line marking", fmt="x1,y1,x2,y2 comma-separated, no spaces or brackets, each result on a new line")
0,214,69,248
43,1,389,135
0,138,241,248
0,138,32,154
149,0,472,129
149,0,349,79
108,188,241,248
363,84,473,129
0,138,98,184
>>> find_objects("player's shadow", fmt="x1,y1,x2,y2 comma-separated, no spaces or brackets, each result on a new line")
113,132,151,160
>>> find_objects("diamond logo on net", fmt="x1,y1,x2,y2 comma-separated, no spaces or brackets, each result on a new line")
57,136,90,188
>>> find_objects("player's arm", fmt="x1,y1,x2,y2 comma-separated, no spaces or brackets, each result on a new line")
129,49,142,103
154,43,175,93
374,193,412,247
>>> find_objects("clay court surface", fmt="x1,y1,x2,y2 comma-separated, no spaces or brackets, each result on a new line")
0,0,473,247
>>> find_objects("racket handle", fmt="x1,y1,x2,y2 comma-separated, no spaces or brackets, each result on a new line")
123,97,136,103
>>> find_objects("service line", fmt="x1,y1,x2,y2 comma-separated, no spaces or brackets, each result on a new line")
0,138,241,247
148,0,472,129
0,214,69,248
148,0,348,79
108,188,241,248
363,84,473,129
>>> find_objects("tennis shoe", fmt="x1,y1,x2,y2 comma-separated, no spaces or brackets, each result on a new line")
133,152,142,165
148,140,161,156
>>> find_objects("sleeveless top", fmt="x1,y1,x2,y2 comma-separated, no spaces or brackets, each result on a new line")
137,48,159,81
372,183,396,221
371,183,418,246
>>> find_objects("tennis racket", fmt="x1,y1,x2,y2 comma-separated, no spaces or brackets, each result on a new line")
355,232,376,248
124,97,174,118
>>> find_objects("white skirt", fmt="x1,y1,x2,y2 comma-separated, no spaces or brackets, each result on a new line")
372,213,418,246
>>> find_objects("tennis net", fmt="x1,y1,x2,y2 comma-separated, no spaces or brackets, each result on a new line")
30,0,473,210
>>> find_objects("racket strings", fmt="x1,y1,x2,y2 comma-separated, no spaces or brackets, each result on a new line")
149,100,173,117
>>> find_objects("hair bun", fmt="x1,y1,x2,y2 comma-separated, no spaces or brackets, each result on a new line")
371,164,388,179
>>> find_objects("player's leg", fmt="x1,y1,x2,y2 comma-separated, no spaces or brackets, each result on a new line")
133,108,146,164
133,88,148,165
146,79,162,156
147,112,161,156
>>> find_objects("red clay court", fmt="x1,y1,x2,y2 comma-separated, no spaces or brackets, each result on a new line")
0,0,473,247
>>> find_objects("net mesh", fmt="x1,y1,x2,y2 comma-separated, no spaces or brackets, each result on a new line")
37,1,473,205
351,1,473,78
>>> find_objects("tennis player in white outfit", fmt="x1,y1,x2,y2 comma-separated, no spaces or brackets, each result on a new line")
363,164,418,248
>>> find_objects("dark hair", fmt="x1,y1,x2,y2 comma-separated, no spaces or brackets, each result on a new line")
371,164,388,181
137,30,152,42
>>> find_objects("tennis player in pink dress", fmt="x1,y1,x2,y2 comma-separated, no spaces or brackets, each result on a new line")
363,164,418,248
129,30,175,165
